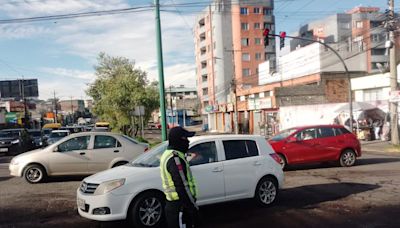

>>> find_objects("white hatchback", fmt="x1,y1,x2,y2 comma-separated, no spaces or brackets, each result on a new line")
76,135,284,227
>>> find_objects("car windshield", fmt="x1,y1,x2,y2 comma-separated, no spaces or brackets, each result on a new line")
0,131,14,138
270,128,297,141
42,129,52,135
50,132,68,138
131,142,168,167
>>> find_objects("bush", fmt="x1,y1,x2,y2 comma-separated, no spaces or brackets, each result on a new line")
135,137,149,143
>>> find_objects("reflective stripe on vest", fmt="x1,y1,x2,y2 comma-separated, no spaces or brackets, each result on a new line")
160,149,198,202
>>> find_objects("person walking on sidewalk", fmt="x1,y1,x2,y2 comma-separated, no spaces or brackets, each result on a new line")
160,127,199,228
373,120,382,140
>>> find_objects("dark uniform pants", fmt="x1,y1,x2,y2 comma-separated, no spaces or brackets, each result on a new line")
165,201,196,228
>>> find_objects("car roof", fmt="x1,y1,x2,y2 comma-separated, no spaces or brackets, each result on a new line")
0,128,24,132
64,131,122,137
288,124,345,130
51,130,70,133
28,129,41,132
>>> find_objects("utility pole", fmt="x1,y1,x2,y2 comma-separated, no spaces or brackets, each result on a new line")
231,79,239,134
155,0,167,141
20,79,29,129
53,90,58,123
170,86,174,126
70,96,74,125
388,0,399,145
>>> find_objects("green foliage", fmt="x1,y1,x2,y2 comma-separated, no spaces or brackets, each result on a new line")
86,53,160,135
135,137,149,143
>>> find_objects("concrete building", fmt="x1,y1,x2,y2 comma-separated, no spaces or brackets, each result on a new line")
194,0,276,132
290,6,388,74
59,99,85,114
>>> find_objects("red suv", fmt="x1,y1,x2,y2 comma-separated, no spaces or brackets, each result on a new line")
268,125,361,169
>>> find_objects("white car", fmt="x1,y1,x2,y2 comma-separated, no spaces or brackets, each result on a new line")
9,132,149,184
76,135,284,227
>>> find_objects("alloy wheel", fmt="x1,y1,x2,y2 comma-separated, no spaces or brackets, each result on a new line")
341,150,356,167
138,197,162,226
26,167,43,183
259,180,277,205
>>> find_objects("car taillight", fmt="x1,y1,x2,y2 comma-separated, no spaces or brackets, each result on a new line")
269,153,282,164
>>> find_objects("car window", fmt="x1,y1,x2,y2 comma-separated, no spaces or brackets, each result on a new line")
318,127,335,138
296,128,317,141
223,140,259,160
50,132,68,138
335,127,351,136
187,141,218,166
58,136,90,152
131,142,168,167
94,135,120,149
270,128,297,141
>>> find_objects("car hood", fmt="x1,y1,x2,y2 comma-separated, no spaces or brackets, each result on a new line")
84,164,157,184
0,137,17,141
13,148,46,159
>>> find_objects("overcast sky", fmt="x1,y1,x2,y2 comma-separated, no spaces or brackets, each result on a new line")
0,0,390,100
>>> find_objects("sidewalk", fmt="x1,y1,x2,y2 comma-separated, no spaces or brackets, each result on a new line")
361,140,400,156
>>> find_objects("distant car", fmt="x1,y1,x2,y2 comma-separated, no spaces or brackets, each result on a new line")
27,129,44,149
47,130,70,145
0,128,34,156
60,126,85,134
91,127,109,132
268,125,361,169
9,132,149,184
75,135,284,227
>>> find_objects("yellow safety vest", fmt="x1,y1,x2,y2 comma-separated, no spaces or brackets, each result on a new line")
160,149,198,202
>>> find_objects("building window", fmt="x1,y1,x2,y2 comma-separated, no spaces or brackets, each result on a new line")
242,53,250,61
203,101,209,107
241,23,249,30
241,38,249,46
263,23,273,30
253,7,260,14
202,75,207,82
242,68,251,76
240,7,248,15
371,48,386,55
202,88,208,95
340,23,350,29
371,34,381,42
255,38,261,45
255,53,262,60
213,41,216,49
263,8,273,15
372,62,387,70
355,21,363,28
370,21,382,28
363,88,383,101
254,22,261,29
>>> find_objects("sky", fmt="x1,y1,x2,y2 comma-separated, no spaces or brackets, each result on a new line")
0,0,392,100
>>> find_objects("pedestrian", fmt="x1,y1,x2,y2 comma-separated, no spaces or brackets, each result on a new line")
160,127,199,228
373,119,382,140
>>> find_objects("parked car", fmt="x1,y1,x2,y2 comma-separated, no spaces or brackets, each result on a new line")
46,130,70,145
27,129,44,149
0,128,34,156
60,126,85,134
75,135,284,227
9,132,149,184
268,125,361,169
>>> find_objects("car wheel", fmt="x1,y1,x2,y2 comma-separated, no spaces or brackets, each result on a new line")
23,164,46,184
277,154,287,170
112,161,128,168
339,149,356,167
254,176,278,207
128,192,165,228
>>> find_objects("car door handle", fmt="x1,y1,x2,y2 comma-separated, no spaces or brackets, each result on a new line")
79,152,85,155
113,150,119,153
253,161,262,166
212,167,223,172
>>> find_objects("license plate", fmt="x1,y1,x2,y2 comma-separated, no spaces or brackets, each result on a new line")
77,198,86,211
0,148,8,152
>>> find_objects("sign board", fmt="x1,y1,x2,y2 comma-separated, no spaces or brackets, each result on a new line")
248,97,272,110
132,106,145,116
389,90,400,102
0,79,39,98
205,105,213,113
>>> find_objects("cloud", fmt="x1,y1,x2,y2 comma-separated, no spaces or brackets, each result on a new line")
40,67,94,80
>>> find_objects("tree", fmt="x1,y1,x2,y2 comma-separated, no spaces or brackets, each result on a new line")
86,53,160,135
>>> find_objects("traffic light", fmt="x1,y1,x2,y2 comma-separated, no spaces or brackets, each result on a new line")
263,28,270,47
279,31,286,50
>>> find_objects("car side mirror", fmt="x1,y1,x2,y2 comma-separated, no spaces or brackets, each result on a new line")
287,136,298,143
53,146,59,152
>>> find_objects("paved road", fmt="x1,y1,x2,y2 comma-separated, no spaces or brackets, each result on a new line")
0,153,399,228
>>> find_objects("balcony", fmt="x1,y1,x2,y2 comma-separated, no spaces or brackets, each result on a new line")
371,55,388,63
263,15,274,23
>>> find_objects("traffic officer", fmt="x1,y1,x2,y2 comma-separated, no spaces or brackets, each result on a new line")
160,126,198,228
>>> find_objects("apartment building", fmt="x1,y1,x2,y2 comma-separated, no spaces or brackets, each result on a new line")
193,0,275,132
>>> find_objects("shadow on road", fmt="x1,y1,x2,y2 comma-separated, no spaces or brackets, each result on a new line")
199,182,380,227
0,176,12,182
356,157,400,166
45,175,89,183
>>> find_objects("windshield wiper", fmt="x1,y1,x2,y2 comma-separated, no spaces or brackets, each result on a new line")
132,162,149,167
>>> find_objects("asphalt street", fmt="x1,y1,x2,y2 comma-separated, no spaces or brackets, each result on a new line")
0,152,399,228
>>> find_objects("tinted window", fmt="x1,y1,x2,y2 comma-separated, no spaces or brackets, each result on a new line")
335,127,351,136
50,132,68,138
318,127,335,138
94,135,120,149
188,142,218,166
223,140,259,160
58,136,90,152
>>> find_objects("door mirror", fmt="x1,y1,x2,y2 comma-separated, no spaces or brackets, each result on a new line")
287,136,298,143
53,146,59,152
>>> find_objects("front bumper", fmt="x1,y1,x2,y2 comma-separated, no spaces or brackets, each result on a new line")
76,189,131,221
9,163,21,177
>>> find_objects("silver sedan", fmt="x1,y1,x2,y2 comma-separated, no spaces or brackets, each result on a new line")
9,132,149,184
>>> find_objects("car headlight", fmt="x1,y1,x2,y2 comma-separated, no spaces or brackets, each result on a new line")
94,179,125,195
10,158,19,165
11,139,19,144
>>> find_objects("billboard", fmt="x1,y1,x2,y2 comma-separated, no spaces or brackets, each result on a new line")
0,79,39,99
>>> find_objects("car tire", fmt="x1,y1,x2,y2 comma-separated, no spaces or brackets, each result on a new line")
277,154,287,170
128,191,165,228
254,176,278,207
23,164,47,184
339,149,356,167
112,161,128,168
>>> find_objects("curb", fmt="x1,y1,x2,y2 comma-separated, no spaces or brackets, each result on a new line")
362,149,400,157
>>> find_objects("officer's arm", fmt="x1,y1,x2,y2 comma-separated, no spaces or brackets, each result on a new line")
166,157,192,207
